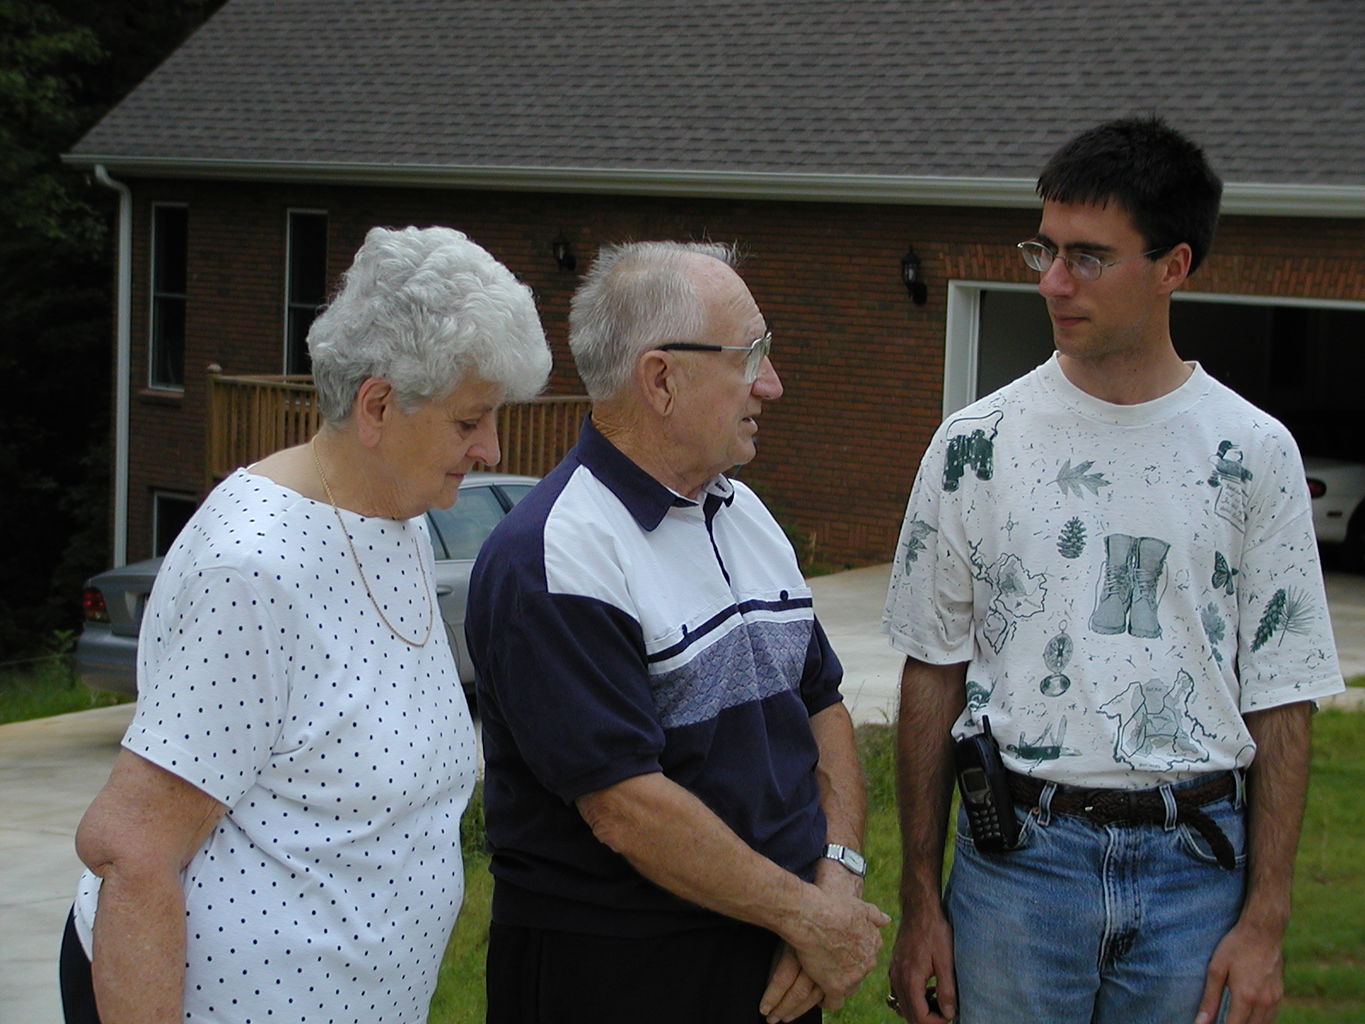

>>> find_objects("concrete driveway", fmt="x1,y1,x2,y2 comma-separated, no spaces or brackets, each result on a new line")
2,565,1360,1022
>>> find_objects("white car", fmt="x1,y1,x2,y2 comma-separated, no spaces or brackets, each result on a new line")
1304,456,1365,568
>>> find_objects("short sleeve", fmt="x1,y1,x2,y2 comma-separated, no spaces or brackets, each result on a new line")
479,589,665,803
882,428,977,664
124,566,288,807
1233,437,1343,710
800,617,844,715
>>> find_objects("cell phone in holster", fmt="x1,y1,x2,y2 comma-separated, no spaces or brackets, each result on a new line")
954,716,1020,852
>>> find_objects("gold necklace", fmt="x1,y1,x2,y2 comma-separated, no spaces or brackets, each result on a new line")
310,437,434,648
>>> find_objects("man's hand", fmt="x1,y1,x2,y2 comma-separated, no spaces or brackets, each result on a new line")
1195,920,1284,1024
1193,701,1312,1024
785,883,891,1008
888,657,967,1022
887,903,956,1023
760,944,823,1023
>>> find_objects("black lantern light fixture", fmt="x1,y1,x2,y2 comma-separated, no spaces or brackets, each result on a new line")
900,245,927,306
551,232,576,271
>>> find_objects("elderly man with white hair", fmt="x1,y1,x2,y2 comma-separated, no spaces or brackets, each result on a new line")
468,241,889,1024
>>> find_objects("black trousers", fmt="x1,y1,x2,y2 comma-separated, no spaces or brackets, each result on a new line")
486,920,822,1024
60,907,102,1024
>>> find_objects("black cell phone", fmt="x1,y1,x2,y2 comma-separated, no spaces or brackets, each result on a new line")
954,716,1020,852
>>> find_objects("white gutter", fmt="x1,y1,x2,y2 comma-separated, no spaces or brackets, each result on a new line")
64,155,1365,219
93,165,132,567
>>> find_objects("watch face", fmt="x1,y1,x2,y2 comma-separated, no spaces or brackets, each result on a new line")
826,844,866,876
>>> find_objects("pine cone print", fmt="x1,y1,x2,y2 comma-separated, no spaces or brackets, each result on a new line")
1058,517,1086,559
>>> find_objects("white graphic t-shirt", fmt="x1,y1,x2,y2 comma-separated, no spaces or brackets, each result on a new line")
884,356,1342,788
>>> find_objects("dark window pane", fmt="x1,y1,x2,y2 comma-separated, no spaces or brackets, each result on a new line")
151,297,186,388
288,212,327,301
153,494,196,556
153,206,187,294
285,305,313,375
150,205,188,388
286,211,327,374
426,486,505,560
499,484,536,508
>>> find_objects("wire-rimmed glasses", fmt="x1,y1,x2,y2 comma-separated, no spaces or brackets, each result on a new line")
1017,240,1165,282
658,331,773,383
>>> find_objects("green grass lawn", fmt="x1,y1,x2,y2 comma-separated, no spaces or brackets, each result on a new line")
433,712,1364,1023
0,654,130,725
3,662,1355,1021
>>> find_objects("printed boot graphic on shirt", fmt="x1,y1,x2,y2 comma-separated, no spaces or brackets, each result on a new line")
1090,534,1171,638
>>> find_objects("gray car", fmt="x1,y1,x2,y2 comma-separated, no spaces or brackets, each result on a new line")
76,472,540,696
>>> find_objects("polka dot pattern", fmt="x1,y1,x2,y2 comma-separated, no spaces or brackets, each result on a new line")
74,469,476,1023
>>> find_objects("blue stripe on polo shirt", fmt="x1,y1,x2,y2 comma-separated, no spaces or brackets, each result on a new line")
650,617,813,729
646,594,814,665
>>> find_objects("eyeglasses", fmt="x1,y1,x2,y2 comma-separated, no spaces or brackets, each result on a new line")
658,331,773,383
1017,240,1166,282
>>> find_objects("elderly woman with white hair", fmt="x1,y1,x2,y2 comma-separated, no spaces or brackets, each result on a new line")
60,226,550,1024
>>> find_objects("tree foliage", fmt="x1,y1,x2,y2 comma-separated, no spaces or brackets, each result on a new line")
0,0,226,657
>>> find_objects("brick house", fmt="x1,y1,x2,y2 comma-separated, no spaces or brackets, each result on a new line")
65,0,1365,568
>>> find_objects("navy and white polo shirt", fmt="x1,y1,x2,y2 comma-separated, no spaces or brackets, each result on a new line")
467,418,843,937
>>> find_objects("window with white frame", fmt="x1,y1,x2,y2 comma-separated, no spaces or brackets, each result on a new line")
149,203,188,389
285,210,328,375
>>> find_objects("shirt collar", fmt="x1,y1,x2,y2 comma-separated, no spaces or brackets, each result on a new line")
573,416,734,531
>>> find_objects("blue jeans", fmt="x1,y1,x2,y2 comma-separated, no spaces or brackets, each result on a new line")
946,773,1246,1024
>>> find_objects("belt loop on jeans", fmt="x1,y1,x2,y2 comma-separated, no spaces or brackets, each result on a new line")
1038,782,1056,826
1160,784,1178,831
1233,768,1246,810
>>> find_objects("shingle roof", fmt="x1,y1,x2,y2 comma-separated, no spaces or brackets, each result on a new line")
69,0,1365,192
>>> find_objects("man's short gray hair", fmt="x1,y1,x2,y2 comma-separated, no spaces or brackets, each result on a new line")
308,226,551,422
568,241,737,401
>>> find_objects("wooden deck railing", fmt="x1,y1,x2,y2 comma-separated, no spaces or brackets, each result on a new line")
206,370,589,488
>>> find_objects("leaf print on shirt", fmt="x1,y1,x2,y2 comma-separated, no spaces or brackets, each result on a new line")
1200,601,1227,664
1053,459,1111,498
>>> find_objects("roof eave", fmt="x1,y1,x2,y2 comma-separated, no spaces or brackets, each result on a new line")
63,154,1365,217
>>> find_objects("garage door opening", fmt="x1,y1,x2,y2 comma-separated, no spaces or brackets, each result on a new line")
947,283,1365,465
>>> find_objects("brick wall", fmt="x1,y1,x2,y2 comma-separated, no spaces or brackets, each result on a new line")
112,178,1365,566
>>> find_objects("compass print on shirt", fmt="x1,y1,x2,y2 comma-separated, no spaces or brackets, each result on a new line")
1040,622,1074,696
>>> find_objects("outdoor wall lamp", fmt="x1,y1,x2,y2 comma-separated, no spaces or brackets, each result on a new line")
901,245,927,305
551,232,577,271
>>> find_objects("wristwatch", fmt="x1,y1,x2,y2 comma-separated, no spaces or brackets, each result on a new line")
822,843,867,878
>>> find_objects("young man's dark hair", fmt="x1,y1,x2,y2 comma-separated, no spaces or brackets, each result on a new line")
1036,115,1224,272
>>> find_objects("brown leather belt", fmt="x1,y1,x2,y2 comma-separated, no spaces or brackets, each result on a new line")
1006,772,1238,870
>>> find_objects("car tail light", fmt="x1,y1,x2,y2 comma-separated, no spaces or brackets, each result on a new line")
83,587,110,623
1306,477,1326,499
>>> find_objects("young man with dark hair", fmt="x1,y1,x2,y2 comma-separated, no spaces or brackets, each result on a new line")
883,117,1342,1024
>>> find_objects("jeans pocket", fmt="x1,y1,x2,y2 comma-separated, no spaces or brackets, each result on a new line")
955,801,1039,852
1174,800,1247,867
